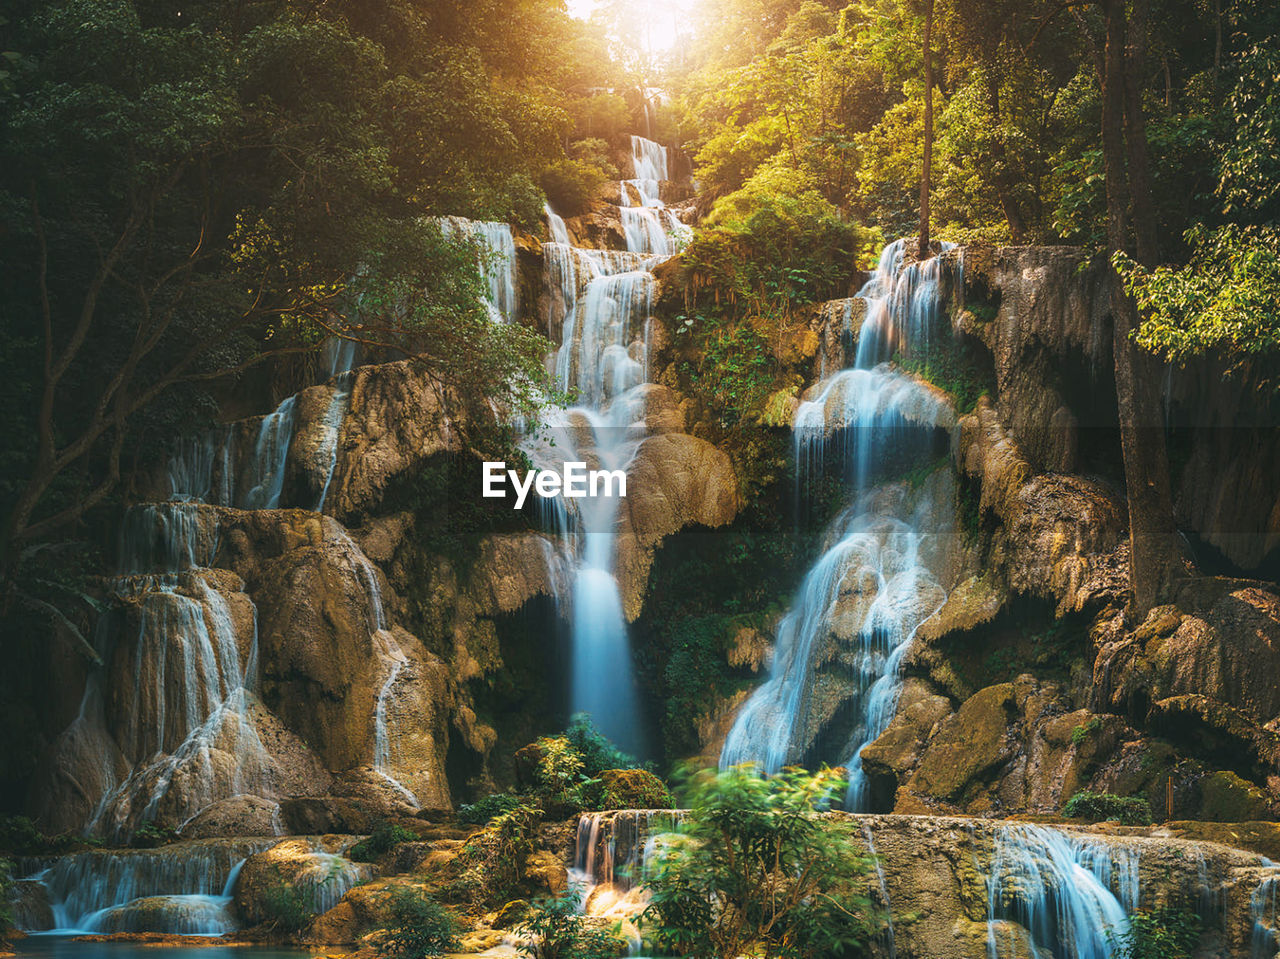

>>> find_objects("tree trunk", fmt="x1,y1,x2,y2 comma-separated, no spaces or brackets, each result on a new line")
919,0,935,258
1099,0,1181,620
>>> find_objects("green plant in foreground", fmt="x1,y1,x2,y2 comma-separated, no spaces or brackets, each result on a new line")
518,889,622,959
374,887,461,959
1111,906,1200,959
1063,790,1153,826
643,766,878,959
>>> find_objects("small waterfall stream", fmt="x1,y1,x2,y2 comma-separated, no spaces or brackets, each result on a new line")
720,239,960,802
518,135,687,754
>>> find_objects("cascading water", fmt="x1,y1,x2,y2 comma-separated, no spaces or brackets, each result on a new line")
164,335,361,511
25,838,276,935
1254,874,1280,959
66,504,278,840
984,824,1133,959
619,135,689,256
523,136,686,755
440,216,519,324
719,239,960,807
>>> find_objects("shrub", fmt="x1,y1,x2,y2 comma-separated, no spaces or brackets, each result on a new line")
451,803,543,906
564,713,646,777
259,882,316,932
1112,906,1200,959
373,887,461,959
518,889,623,959
457,793,523,826
1063,790,1153,826
0,815,96,855
642,766,878,958
131,820,178,848
350,820,419,862
540,159,607,217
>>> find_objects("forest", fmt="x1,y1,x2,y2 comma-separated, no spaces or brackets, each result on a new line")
1,0,1280,957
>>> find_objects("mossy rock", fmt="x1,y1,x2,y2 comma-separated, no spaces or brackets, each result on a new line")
598,769,673,809
1198,770,1274,822
913,683,1015,803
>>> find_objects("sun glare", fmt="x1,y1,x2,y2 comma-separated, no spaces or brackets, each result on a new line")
567,0,693,56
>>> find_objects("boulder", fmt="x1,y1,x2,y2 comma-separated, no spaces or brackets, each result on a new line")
180,795,282,838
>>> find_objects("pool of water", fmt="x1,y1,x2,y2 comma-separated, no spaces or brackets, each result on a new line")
14,938,311,959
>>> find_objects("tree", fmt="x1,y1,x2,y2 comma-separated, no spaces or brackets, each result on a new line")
918,0,935,257
642,766,877,959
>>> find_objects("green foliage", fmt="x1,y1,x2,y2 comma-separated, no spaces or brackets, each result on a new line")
675,312,777,429
259,882,317,933
1111,906,1201,959
0,815,98,855
517,889,622,959
1120,225,1280,373
451,803,543,906
642,766,877,959
457,793,523,826
540,159,607,217
350,820,419,863
1063,790,1153,826
564,713,646,777
1071,716,1104,746
373,888,461,959
130,820,178,849
0,859,13,933
892,338,993,415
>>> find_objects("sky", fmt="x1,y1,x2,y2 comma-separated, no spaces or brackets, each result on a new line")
566,0,687,56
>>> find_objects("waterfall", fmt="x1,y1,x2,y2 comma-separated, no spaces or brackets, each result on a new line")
26,838,276,934
719,240,960,802
165,336,361,513
546,202,572,246
1255,875,1280,959
238,395,298,510
313,338,362,512
76,504,277,839
522,136,687,756
440,216,519,323
984,824,1132,959
863,823,897,958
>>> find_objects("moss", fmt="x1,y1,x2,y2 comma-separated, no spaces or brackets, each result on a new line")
914,683,1015,802
1197,770,1273,822
598,769,673,810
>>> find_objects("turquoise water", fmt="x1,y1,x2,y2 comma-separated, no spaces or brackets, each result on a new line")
16,939,312,959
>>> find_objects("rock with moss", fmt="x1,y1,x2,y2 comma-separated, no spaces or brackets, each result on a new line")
597,769,673,810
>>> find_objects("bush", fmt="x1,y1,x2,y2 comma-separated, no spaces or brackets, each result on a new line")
131,820,178,848
564,713,646,777
451,803,543,906
457,793,523,826
1063,790,1153,826
518,889,623,959
642,766,878,958
540,159,607,217
0,815,96,856
350,820,419,862
259,882,316,933
373,887,461,959
1112,906,1200,959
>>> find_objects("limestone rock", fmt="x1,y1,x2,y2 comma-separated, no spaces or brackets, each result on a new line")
179,795,282,838
615,432,741,620
325,360,459,521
